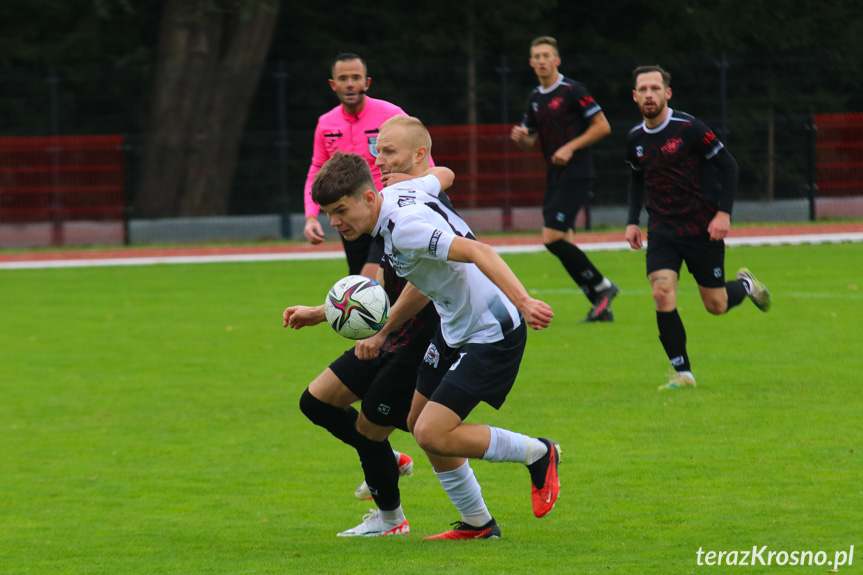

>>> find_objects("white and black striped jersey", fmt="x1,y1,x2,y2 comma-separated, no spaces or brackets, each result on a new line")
373,175,521,347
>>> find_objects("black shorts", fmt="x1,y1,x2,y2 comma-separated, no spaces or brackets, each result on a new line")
542,178,593,231
328,347,417,431
646,231,726,288
415,322,526,421
340,233,383,276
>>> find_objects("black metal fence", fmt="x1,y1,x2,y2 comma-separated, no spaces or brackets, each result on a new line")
1,50,861,245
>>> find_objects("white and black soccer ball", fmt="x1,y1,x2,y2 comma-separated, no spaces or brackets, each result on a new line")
324,275,390,340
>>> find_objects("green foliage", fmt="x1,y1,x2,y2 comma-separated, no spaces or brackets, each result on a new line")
0,0,156,67
2,0,863,211
1,243,861,573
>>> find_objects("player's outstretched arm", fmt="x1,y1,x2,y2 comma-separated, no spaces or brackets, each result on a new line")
354,282,431,360
381,172,412,187
417,166,454,191
447,237,553,330
283,304,326,329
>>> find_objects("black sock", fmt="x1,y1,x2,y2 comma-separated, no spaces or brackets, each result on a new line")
356,441,400,511
656,309,690,372
544,240,604,302
299,389,400,510
725,278,748,311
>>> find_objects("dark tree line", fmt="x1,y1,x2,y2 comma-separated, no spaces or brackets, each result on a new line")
1,0,862,216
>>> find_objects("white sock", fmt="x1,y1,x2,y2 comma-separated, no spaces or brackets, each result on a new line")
380,505,405,524
435,461,493,527
594,277,612,291
483,426,547,465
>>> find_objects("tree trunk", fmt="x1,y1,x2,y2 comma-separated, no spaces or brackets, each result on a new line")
137,0,280,218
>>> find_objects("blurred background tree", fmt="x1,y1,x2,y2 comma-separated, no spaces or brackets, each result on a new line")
0,0,862,216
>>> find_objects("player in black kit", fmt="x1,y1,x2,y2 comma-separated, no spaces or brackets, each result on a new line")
283,254,435,536
624,65,772,390
511,36,619,323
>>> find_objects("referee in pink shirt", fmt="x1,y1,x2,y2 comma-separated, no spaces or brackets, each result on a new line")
303,54,412,278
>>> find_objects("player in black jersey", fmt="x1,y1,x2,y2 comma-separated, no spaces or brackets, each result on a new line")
283,134,443,537
624,65,772,390
511,36,619,322
284,248,434,537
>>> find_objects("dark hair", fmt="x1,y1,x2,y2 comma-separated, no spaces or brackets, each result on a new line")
331,53,367,77
530,36,559,54
311,152,374,207
632,65,671,88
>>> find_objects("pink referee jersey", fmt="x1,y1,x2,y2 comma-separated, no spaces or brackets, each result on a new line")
303,96,407,219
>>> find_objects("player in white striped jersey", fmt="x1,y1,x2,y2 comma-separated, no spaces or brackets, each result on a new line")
312,117,561,539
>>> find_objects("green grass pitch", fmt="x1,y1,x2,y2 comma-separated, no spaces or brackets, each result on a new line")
1,242,861,574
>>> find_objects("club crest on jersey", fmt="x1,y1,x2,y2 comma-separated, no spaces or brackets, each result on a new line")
662,138,683,154
368,136,379,157
423,343,440,368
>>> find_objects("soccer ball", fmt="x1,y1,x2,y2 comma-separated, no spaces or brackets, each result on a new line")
324,275,390,340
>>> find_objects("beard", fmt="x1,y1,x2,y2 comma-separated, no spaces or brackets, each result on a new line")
640,100,665,120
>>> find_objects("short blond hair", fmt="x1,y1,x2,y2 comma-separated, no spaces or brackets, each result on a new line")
379,115,432,155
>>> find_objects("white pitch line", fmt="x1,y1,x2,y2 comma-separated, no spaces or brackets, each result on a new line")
495,240,626,254
529,287,863,300
0,232,861,270
724,232,863,247
0,250,346,270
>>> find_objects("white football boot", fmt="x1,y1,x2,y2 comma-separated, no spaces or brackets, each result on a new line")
336,508,410,537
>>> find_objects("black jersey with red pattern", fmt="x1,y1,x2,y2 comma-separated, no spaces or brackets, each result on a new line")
626,109,725,237
379,257,439,358
520,74,602,182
